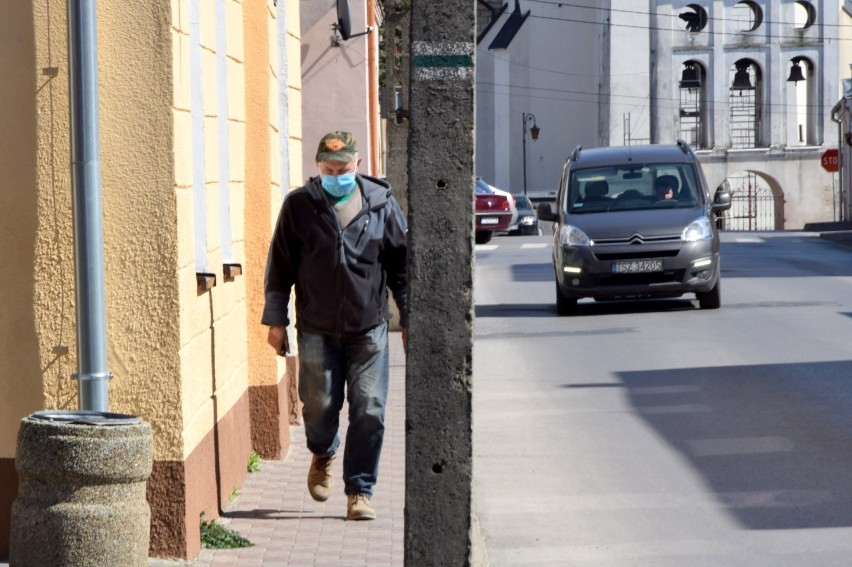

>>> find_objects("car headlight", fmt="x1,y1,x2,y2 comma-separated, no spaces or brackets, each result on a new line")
559,225,591,247
682,216,712,242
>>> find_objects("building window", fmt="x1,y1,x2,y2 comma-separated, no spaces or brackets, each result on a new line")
679,61,707,149
732,1,763,32
786,57,817,146
793,1,816,29
729,59,762,149
678,4,708,33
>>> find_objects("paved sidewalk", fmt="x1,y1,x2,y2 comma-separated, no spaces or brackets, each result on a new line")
160,332,406,567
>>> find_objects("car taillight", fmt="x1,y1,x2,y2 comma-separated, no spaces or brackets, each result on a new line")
501,199,510,211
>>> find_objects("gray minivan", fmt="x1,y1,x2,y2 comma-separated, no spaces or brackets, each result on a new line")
537,141,732,315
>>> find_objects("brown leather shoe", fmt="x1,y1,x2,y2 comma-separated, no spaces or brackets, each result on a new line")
346,493,376,521
307,454,334,502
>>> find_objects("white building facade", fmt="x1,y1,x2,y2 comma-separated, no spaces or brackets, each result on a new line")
476,0,605,197
477,1,852,228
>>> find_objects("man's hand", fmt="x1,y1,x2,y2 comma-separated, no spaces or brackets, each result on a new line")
267,325,290,356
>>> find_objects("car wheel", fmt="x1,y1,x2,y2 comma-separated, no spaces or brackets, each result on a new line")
696,280,721,309
475,231,493,244
556,282,578,315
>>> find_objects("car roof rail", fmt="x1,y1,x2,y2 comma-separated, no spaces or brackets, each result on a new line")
676,139,691,155
569,144,583,162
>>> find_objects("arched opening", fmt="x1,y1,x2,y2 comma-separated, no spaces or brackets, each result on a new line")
679,61,708,149
716,172,783,230
678,4,708,33
793,1,816,29
786,56,817,146
732,1,763,32
729,59,763,149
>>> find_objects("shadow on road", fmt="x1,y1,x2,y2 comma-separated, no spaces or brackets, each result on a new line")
567,360,852,530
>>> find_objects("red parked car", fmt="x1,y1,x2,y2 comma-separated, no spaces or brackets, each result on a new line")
475,178,517,244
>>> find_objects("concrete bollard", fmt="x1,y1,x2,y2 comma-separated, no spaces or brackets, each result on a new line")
9,411,153,567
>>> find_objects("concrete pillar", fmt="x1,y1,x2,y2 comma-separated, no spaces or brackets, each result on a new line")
405,1,475,564
10,412,153,567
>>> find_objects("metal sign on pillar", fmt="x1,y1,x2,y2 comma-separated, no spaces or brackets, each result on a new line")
405,1,475,564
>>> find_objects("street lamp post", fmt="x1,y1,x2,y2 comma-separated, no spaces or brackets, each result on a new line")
522,112,540,196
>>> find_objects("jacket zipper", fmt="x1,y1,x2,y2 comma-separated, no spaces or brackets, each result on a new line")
316,204,346,337
355,217,370,247
336,229,345,336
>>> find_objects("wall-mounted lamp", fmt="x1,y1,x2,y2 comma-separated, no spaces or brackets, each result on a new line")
522,112,540,196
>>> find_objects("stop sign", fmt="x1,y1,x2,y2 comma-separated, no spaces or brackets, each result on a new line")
821,148,839,172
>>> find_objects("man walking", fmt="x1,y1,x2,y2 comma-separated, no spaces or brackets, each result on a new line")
262,131,408,520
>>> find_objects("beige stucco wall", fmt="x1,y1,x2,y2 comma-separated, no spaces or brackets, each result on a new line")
0,1,181,456
1,0,300,461
244,1,275,393
0,2,51,458
96,0,184,459
0,0,183,459
1,2,300,557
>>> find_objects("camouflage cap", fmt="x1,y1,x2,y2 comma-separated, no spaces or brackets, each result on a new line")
315,131,358,162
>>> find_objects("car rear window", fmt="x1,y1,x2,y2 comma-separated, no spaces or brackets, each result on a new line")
564,163,703,214
514,197,533,210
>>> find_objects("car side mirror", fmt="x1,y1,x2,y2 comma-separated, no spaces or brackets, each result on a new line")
712,190,732,213
537,201,558,222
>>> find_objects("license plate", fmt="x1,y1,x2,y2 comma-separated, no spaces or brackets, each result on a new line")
612,259,663,273
480,217,499,225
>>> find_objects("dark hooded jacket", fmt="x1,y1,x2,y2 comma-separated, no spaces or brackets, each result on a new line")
261,174,408,336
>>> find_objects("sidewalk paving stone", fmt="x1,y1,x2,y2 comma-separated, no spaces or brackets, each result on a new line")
190,333,406,567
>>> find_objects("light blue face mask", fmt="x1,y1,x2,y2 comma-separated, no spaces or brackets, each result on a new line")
321,173,357,198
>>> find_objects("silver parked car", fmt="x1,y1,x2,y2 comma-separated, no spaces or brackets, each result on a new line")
537,141,732,315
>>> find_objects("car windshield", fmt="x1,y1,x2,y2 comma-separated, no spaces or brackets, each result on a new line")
564,163,703,214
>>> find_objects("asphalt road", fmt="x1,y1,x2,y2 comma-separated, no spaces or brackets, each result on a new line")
472,230,852,566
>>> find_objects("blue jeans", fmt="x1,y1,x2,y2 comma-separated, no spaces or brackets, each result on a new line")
297,322,389,497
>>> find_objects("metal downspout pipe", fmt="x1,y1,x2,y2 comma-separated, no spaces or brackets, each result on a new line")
68,0,111,411
831,99,844,223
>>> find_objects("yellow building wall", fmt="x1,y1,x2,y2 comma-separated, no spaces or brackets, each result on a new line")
97,0,184,457
1,0,185,454
1,0,300,558
0,3,51,458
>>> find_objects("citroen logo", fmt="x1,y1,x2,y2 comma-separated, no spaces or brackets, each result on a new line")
628,233,645,245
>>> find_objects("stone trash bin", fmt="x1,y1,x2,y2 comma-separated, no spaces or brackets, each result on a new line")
9,410,153,567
